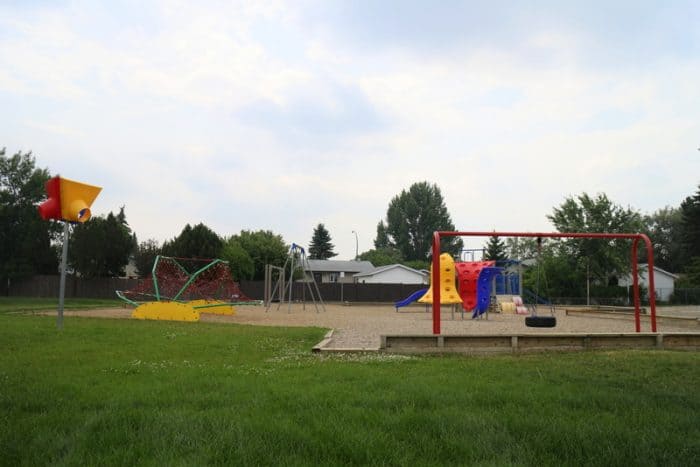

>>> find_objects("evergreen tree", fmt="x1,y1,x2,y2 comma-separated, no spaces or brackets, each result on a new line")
161,223,223,259
308,223,337,259
69,207,135,277
483,235,507,261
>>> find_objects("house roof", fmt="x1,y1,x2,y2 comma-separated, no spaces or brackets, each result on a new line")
638,264,679,279
354,263,428,278
306,259,375,274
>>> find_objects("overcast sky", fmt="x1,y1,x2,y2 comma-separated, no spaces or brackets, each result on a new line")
2,1,699,259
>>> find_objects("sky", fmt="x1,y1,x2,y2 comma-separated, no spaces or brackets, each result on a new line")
2,0,699,260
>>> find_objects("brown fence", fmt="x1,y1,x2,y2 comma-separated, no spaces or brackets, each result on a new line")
7,275,426,303
7,275,141,299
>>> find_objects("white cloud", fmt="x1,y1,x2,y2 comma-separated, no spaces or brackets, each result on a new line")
1,1,699,259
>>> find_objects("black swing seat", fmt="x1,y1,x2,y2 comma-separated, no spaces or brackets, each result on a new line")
525,316,557,328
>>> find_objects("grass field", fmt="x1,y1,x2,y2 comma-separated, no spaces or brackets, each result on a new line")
0,297,122,313
1,300,699,466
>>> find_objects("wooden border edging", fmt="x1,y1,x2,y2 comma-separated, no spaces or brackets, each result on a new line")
312,330,335,353
380,333,700,354
566,309,699,326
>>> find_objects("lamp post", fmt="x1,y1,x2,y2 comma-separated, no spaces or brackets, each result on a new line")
352,230,358,260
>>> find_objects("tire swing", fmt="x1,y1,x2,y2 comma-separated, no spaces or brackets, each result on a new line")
525,237,557,328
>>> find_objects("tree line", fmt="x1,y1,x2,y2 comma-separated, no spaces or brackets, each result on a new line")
2,148,700,298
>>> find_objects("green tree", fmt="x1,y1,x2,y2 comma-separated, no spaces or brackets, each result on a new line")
358,247,402,267
374,221,391,249
134,238,161,277
642,206,684,272
676,257,700,288
523,243,586,300
547,193,643,284
69,208,135,278
308,223,337,259
0,148,59,285
162,223,223,259
220,238,255,280
228,230,288,280
382,181,463,261
483,235,507,261
679,184,700,261
505,237,538,260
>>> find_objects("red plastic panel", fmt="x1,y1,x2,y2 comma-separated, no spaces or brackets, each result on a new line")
455,261,495,312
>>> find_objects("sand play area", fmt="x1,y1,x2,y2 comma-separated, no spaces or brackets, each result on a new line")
60,303,700,351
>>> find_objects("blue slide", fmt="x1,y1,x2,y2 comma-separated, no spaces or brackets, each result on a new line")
395,288,428,311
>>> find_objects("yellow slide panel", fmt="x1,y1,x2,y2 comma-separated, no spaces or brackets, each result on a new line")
132,301,200,322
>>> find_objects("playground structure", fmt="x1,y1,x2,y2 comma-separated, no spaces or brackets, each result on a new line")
429,231,658,335
395,253,512,320
265,243,325,313
116,256,257,322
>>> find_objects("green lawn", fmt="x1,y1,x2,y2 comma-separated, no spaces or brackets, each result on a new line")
0,297,123,314
1,308,698,466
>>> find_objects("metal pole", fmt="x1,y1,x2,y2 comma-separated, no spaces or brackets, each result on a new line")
57,221,70,330
352,231,358,259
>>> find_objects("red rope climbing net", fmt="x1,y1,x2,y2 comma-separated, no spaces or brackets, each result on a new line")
118,256,254,304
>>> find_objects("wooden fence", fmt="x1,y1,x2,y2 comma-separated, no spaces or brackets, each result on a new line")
6,275,426,303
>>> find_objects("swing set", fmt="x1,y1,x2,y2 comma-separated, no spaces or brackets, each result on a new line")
429,231,657,335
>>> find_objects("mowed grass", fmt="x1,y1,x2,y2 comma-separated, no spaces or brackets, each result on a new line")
1,309,699,466
0,297,122,313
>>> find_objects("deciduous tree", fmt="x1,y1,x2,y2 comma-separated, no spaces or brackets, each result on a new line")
0,148,58,284
381,182,463,261
547,192,643,284
642,206,684,272
220,238,255,280
228,230,288,280
134,238,161,277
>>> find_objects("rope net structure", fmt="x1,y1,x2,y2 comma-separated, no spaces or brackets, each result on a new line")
117,256,255,307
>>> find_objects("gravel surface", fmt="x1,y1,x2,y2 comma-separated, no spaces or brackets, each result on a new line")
61,303,700,350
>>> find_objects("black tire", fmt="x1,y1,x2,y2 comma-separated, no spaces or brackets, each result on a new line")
525,316,557,328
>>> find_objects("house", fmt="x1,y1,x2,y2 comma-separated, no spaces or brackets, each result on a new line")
619,264,678,301
305,260,375,283
353,264,429,285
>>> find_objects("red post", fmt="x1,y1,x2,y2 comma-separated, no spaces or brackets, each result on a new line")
631,238,641,333
640,234,657,332
432,232,441,335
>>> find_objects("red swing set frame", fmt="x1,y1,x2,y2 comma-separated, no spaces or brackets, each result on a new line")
430,231,657,335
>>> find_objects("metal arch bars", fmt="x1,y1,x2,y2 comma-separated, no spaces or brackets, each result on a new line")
431,231,657,335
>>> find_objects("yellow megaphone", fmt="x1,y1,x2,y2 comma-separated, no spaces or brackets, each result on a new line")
59,177,102,223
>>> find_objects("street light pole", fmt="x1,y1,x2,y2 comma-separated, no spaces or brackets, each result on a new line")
352,230,358,260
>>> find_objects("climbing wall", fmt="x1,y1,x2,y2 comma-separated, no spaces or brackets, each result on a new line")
418,253,463,304
454,261,495,312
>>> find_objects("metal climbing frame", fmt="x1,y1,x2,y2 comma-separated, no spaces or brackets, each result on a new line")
266,243,326,313
430,231,657,335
